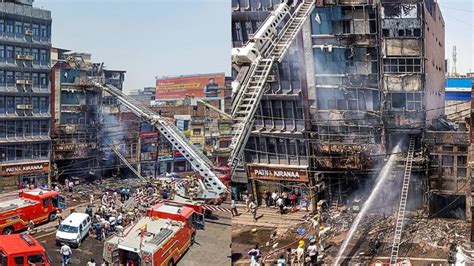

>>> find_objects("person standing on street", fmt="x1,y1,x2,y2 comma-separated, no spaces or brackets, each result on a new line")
294,240,305,266
249,200,258,222
277,197,285,215
307,238,319,266
231,199,239,217
263,190,270,207
248,244,262,266
87,259,96,266
68,180,74,193
245,195,252,212
271,190,278,207
277,254,287,266
60,243,72,265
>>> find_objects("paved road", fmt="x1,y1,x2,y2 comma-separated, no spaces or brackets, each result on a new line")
34,205,231,265
180,210,231,266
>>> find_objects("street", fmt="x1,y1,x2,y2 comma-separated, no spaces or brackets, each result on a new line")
33,204,231,265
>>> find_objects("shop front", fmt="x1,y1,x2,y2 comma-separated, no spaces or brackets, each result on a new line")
247,164,311,208
0,161,50,193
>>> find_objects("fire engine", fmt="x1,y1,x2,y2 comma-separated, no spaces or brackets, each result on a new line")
103,202,205,266
0,233,51,265
0,189,66,235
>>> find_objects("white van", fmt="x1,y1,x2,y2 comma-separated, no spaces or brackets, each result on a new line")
55,212,91,248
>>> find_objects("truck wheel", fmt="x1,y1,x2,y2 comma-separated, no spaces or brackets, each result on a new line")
167,259,175,266
48,212,57,222
2,227,14,235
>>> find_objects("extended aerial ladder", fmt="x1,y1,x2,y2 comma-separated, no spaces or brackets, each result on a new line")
229,0,315,171
389,137,416,265
91,80,227,200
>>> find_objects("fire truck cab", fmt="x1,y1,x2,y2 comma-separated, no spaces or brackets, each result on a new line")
0,233,51,265
104,202,205,266
0,189,66,235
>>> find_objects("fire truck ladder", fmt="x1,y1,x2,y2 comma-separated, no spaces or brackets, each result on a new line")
229,1,315,171
92,81,226,199
389,137,415,265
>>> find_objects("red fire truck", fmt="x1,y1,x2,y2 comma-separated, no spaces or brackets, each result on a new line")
104,202,205,266
0,189,66,235
0,233,51,265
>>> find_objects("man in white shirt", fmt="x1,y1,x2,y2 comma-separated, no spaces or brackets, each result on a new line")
307,239,319,265
60,243,72,265
271,191,278,207
276,197,284,214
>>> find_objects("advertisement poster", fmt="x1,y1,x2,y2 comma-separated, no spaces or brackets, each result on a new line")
156,73,225,100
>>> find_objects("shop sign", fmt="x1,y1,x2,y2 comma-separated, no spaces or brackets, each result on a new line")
248,165,309,182
1,162,49,176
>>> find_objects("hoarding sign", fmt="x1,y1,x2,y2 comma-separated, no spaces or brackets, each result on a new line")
1,162,50,176
156,73,225,100
247,164,309,182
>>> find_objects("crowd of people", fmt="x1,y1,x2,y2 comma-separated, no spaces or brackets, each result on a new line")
248,237,322,266
241,190,311,222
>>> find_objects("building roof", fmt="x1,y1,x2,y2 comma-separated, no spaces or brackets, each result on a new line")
0,234,45,255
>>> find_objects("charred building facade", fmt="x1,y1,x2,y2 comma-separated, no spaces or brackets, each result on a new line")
51,51,103,182
232,0,447,212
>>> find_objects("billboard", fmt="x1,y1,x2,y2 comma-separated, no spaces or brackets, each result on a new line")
156,73,225,100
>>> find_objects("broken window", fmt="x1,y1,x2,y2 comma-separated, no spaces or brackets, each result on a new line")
244,21,253,39
457,168,467,178
342,20,351,34
390,93,405,109
442,146,453,152
406,93,422,111
442,155,454,166
383,58,422,73
458,156,467,167
272,101,283,118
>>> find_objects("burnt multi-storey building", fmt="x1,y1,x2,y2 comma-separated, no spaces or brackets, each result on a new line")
232,0,448,213
0,0,52,192
51,51,102,182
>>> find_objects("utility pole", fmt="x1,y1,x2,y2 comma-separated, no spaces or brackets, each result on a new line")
452,45,457,77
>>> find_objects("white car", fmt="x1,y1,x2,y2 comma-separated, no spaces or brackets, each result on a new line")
55,212,91,248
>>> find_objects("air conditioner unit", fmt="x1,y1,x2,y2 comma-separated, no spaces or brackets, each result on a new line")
16,54,26,60
16,104,32,110
16,79,26,85
267,75,277,82
25,80,33,85
25,55,34,60
25,29,33,36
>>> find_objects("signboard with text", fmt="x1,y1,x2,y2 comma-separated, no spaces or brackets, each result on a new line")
156,73,225,100
1,162,50,176
247,164,309,182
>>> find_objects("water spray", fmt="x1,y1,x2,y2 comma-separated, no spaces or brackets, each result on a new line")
334,143,402,265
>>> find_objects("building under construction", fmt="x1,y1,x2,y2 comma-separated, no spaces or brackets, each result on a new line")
231,0,470,220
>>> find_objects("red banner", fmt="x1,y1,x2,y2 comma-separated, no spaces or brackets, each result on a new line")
156,73,225,100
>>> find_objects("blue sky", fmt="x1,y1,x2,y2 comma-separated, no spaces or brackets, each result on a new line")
35,0,230,93
34,0,472,92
